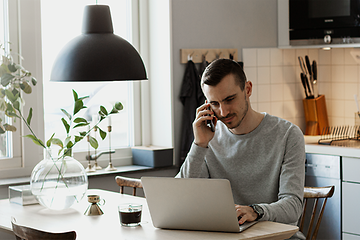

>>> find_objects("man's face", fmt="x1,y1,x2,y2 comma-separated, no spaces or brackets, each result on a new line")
203,74,250,131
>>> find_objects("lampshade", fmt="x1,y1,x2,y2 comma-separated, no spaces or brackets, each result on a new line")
50,5,147,82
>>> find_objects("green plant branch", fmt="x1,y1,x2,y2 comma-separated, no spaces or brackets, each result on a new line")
16,108,46,149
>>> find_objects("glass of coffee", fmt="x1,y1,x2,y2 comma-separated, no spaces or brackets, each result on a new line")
118,203,142,227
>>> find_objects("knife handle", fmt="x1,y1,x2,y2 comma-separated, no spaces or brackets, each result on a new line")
304,74,313,97
300,73,308,98
312,60,317,80
305,55,312,76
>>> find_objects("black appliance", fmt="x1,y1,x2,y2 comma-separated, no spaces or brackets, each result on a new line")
290,0,360,45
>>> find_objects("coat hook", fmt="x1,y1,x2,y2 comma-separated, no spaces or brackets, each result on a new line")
188,51,194,61
215,51,222,59
229,50,236,60
202,51,209,61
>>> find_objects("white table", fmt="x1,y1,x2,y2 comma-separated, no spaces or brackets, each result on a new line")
0,189,298,240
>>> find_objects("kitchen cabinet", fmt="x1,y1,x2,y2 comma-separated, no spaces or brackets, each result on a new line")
342,157,360,238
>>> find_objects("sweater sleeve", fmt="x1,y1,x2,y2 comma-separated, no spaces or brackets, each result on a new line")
258,126,305,224
175,143,210,178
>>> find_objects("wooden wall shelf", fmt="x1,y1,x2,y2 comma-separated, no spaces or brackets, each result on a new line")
180,48,238,64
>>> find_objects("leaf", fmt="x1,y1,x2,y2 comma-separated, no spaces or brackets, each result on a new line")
110,109,118,114
100,105,108,116
0,65,7,77
73,117,87,123
0,125,5,134
4,89,17,103
19,81,32,94
0,98,6,111
27,108,33,125
51,138,63,148
61,118,70,133
31,77,37,86
46,133,55,147
110,102,123,114
73,122,89,129
5,112,19,118
73,100,84,115
75,135,83,142
63,148,72,157
7,63,17,72
1,73,14,87
78,95,89,101
66,140,73,148
64,136,71,147
12,87,19,96
115,102,123,111
4,123,16,132
72,89,78,101
60,108,72,120
89,136,99,149
13,101,20,111
79,131,87,136
24,134,44,148
99,128,107,140
98,110,105,117
5,103,19,118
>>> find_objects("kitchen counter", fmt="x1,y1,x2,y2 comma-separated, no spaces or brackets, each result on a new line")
304,135,360,158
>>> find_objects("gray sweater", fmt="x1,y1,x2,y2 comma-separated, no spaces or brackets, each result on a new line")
176,113,305,238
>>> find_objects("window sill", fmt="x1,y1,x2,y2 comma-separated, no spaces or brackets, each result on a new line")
0,165,154,187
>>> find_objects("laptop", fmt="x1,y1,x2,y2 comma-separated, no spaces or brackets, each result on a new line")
141,177,257,233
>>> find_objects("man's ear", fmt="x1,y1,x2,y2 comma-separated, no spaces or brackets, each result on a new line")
245,81,253,97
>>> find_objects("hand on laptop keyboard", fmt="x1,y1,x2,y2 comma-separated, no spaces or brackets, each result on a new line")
238,216,244,226
235,204,258,225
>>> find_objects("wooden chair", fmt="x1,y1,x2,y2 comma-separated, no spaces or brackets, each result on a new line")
11,217,76,240
115,176,143,196
299,186,335,240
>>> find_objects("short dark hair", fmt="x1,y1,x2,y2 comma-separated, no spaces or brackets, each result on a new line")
201,59,247,90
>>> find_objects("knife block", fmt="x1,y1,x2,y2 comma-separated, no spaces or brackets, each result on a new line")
303,95,329,135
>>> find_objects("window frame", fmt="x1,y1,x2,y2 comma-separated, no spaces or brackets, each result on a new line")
0,0,149,179
0,0,22,170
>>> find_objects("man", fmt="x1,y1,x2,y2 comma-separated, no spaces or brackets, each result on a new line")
176,59,305,239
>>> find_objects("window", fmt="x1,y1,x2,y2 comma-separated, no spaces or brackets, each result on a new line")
0,0,147,177
0,0,22,169
41,0,135,153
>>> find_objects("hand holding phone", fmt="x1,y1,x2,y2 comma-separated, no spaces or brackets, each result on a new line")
206,107,215,132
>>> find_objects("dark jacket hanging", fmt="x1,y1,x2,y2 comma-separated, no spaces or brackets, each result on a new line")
179,60,205,165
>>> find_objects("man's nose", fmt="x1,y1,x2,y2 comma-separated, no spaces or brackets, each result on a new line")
219,104,230,117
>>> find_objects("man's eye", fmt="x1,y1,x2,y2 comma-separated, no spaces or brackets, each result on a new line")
226,98,234,102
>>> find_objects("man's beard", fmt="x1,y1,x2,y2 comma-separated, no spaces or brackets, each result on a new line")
219,97,249,130
230,99,248,130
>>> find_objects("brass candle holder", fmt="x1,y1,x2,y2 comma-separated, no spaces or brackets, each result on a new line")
105,120,116,171
84,195,105,216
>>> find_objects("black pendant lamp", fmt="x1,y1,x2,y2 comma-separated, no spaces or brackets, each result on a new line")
50,5,147,82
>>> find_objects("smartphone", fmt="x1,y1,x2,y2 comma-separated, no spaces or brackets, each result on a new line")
206,107,215,132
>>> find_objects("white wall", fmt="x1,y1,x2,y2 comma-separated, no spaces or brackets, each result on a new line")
171,0,278,166
147,0,173,148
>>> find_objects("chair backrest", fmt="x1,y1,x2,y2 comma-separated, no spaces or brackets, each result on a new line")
11,217,76,240
299,186,335,240
115,176,143,196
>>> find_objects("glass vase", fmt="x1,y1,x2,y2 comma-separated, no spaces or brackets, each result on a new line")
30,154,88,210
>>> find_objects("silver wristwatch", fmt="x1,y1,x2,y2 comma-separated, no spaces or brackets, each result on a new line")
249,204,264,221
